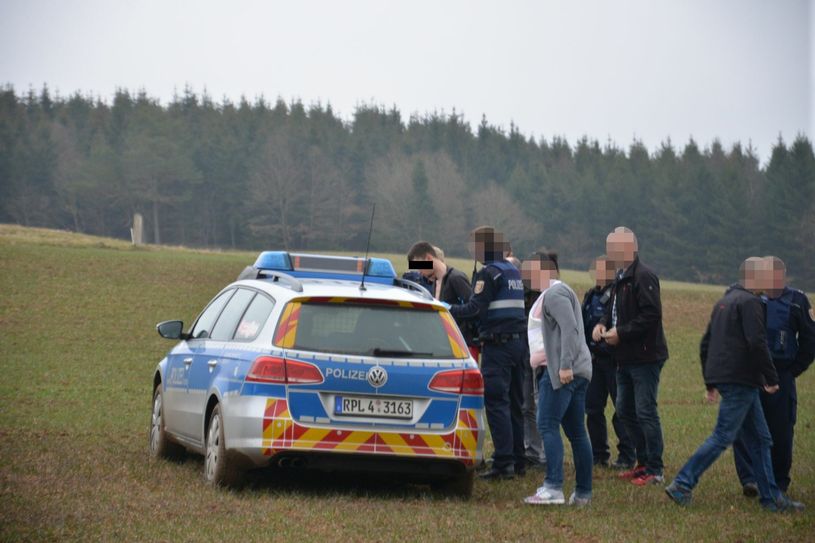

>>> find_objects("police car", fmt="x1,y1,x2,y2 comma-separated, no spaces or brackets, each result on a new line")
150,252,484,497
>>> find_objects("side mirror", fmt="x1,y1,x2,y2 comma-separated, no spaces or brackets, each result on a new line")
156,320,188,340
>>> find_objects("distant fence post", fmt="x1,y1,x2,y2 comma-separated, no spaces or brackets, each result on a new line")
131,213,144,245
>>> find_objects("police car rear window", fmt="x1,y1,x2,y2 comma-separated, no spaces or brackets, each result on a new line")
285,303,467,359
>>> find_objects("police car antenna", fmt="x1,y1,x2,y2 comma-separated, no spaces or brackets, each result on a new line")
359,203,376,292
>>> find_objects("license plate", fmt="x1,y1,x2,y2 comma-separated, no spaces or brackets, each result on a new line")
334,395,413,419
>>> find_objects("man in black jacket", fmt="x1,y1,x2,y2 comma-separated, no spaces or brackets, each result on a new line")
592,227,668,486
665,258,803,512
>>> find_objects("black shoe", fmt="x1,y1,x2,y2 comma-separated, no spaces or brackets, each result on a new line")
593,458,611,468
742,482,758,498
515,465,527,477
611,458,635,470
478,466,515,481
525,454,546,470
763,494,805,513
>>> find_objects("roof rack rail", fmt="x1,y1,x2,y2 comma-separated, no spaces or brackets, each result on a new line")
393,278,434,301
237,266,303,292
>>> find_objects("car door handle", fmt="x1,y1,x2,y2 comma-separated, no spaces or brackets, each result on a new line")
207,359,218,368
183,358,193,367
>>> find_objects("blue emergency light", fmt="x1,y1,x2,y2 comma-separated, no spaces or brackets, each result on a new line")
253,251,397,285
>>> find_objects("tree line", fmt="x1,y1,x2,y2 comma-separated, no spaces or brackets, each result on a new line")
1,85,813,289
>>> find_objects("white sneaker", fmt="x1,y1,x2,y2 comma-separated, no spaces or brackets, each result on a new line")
523,486,565,505
568,492,591,507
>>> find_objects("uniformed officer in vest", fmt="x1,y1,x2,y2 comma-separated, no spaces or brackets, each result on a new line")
733,256,815,499
450,226,527,479
582,256,636,469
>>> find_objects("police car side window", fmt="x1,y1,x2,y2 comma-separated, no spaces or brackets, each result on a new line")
209,289,256,341
234,293,275,341
190,289,235,339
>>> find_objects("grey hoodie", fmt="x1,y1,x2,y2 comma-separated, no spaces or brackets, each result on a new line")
541,281,593,390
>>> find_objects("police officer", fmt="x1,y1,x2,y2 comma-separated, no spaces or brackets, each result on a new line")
450,226,527,479
582,256,636,469
733,256,815,499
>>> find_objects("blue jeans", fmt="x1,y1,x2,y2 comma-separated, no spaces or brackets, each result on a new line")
537,370,593,498
674,383,781,506
616,360,665,475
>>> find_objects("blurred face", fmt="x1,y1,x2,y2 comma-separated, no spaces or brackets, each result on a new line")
742,257,764,293
469,231,504,264
593,259,614,287
606,231,637,269
766,257,786,297
522,259,557,291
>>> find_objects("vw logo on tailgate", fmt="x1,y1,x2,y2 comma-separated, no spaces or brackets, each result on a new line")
366,366,388,388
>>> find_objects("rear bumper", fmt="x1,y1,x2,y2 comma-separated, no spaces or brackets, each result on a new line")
223,396,483,469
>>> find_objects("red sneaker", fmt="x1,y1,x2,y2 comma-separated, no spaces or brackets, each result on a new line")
631,473,665,486
618,465,647,480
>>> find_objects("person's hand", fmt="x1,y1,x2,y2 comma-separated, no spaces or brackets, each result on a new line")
763,384,779,394
705,388,718,403
559,368,574,385
603,327,620,346
592,324,606,342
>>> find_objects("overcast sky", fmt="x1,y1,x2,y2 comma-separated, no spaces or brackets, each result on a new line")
1,0,812,162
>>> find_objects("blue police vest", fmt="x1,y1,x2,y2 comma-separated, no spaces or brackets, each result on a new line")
481,260,526,333
585,288,612,354
764,287,799,361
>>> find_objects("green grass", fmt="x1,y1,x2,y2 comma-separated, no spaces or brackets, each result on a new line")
0,226,812,542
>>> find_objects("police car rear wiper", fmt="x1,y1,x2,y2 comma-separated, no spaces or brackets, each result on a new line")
371,348,433,358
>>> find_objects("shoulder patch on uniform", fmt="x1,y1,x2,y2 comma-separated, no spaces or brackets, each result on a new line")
474,280,485,294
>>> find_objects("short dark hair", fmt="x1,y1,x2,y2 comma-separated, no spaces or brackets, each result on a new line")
407,241,437,261
530,250,559,273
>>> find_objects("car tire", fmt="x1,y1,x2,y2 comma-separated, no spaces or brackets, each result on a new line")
149,385,184,459
433,470,474,499
204,404,243,487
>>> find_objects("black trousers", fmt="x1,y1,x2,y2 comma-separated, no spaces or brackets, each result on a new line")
481,338,526,471
733,369,797,492
585,356,636,464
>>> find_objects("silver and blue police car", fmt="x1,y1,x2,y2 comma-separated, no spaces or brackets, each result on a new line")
150,252,484,497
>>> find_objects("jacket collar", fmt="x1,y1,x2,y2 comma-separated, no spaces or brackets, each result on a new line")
618,256,640,281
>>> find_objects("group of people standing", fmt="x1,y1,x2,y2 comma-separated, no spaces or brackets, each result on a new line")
406,224,813,512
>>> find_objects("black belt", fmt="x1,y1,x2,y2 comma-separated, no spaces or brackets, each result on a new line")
479,332,524,344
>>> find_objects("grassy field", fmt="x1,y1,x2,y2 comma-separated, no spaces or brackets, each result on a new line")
0,225,812,542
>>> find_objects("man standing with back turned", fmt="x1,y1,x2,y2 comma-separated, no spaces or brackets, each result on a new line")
592,226,668,486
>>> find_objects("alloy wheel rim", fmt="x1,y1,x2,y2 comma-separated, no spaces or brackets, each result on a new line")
150,393,161,454
206,414,220,481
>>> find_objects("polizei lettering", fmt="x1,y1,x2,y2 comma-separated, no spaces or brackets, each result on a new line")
325,367,367,381
507,279,524,290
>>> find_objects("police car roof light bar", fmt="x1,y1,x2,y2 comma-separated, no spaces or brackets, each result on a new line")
252,250,397,285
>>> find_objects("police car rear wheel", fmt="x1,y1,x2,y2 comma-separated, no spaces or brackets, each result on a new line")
149,386,184,459
432,470,474,499
205,405,242,487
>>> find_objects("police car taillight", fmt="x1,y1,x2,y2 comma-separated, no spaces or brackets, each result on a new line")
429,369,484,395
246,356,324,385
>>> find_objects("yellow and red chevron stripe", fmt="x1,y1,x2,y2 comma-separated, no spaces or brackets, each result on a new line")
261,398,480,465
